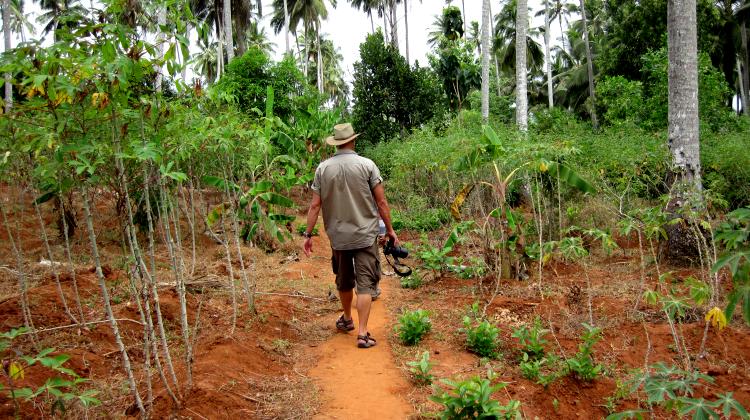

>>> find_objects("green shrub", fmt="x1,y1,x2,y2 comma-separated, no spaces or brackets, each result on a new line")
511,317,549,360
392,207,451,232
596,76,645,126
703,132,750,209
400,272,423,289
462,316,501,358
431,375,521,419
407,351,435,385
565,323,604,381
396,309,432,345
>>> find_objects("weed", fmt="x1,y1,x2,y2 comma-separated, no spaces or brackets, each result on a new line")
565,323,604,381
0,328,100,416
400,272,423,289
607,362,749,419
431,375,521,419
462,316,501,359
271,339,290,354
296,224,319,236
396,309,432,346
511,317,549,360
407,351,435,385
519,353,563,387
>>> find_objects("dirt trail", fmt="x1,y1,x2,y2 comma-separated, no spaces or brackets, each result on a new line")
302,232,412,419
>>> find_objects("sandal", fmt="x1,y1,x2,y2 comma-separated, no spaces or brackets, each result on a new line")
357,332,377,348
336,314,355,332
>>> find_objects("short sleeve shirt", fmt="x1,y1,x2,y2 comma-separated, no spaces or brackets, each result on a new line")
311,149,383,250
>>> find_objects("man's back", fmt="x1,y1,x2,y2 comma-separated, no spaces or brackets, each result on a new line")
312,149,382,250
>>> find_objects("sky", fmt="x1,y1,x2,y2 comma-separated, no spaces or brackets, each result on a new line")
9,0,560,86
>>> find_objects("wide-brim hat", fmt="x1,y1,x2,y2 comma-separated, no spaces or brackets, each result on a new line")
325,123,360,146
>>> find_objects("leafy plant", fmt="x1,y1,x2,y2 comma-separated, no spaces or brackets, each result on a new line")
511,317,549,360
1,328,100,416
565,323,604,381
462,316,501,359
713,208,750,325
407,351,435,385
296,224,319,236
430,375,521,419
519,352,562,387
396,309,432,346
607,363,749,419
400,272,424,289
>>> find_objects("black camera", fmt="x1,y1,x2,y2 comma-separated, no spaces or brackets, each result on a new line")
383,239,408,259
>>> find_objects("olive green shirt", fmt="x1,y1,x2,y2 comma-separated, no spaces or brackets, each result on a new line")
311,149,383,250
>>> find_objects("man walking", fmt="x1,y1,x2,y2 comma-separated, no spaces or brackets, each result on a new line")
302,123,399,349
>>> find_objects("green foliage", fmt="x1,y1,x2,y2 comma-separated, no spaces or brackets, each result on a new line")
352,32,446,145
212,49,314,121
511,318,549,360
400,272,424,289
703,131,750,208
392,208,451,232
407,351,435,385
519,352,563,387
429,36,481,112
462,317,501,359
565,323,604,381
431,375,521,420
713,208,750,324
1,328,100,415
608,363,749,419
595,76,644,127
296,224,318,236
396,309,432,346
640,49,739,132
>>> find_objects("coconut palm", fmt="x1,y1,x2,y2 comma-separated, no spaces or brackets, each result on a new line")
243,20,276,55
516,0,529,131
36,0,86,39
349,0,379,32
194,32,219,84
428,5,464,48
481,0,490,122
493,0,544,77
3,0,11,112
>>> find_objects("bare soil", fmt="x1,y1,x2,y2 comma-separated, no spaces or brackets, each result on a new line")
2,188,750,419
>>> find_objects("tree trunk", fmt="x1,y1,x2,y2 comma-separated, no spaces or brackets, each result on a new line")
404,0,409,63
739,59,749,116
82,190,145,416
317,22,323,93
223,0,234,62
461,0,467,36
667,0,701,191
304,23,309,80
515,0,529,132
579,0,598,129
489,1,502,97
155,6,166,92
390,1,398,50
544,0,553,108
481,0,490,122
3,0,12,112
284,0,290,54
741,21,749,116
370,13,374,33
383,11,389,44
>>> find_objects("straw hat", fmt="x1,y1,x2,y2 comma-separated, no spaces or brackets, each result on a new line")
325,123,360,146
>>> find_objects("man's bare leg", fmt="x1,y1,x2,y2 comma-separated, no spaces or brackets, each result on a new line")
356,293,373,336
339,289,354,321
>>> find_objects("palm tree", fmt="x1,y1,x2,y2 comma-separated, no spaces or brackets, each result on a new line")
223,0,233,62
577,0,598,129
37,0,86,39
428,5,463,48
194,36,219,84
244,21,276,55
516,0,528,131
467,20,481,54
667,0,700,191
493,0,544,76
540,0,553,107
9,0,33,42
481,0,490,122
349,0,378,32
3,0,11,112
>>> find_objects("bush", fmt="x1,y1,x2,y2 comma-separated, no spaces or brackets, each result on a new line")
407,351,435,385
462,317,501,358
565,323,604,381
392,208,451,232
595,76,645,126
702,130,750,209
400,272,423,289
431,375,521,419
396,309,432,345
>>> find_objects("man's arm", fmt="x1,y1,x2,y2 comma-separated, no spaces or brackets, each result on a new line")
303,192,322,257
372,183,399,246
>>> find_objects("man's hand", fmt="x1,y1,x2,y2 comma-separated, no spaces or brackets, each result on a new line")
303,237,314,257
387,229,400,247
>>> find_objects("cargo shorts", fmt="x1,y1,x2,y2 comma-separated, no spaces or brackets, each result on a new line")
331,239,381,296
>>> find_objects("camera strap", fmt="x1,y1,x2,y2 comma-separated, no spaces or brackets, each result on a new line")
384,254,412,277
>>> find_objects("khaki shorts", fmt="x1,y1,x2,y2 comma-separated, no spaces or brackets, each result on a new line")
331,239,381,296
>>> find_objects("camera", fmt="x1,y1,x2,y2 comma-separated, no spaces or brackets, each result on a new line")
383,239,408,259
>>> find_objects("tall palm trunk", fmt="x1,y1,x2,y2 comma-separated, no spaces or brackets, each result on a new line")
284,0,290,54
544,1,553,108
579,0,598,129
461,0,467,36
383,11,388,43
317,21,323,93
740,21,749,116
489,1,502,96
155,6,166,92
370,13,374,33
667,0,701,190
404,0,409,62
516,0,529,132
3,0,12,112
223,0,234,62
481,0,490,122
389,0,398,50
